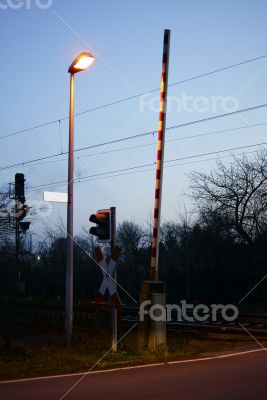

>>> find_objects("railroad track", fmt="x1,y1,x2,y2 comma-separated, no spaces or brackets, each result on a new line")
1,301,267,335
122,317,267,335
122,308,267,335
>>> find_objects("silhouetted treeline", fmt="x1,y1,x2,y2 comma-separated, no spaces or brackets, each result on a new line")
0,216,267,305
1,151,267,305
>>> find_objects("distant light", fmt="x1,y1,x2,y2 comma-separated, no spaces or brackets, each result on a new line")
68,52,95,74
37,255,41,261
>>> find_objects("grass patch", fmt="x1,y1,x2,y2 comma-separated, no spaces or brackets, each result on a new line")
0,325,264,381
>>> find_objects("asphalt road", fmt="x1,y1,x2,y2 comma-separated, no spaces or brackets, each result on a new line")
1,349,266,400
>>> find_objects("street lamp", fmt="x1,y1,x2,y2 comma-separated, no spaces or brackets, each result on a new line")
66,51,95,346
68,52,95,73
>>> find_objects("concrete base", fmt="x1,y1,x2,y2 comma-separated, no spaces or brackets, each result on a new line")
137,280,167,352
147,292,166,351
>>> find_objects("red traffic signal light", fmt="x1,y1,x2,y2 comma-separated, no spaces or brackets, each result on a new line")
89,209,111,242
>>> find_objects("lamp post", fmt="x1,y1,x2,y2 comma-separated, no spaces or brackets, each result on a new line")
66,52,95,346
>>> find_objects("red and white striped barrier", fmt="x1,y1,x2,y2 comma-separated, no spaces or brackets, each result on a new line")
150,29,171,280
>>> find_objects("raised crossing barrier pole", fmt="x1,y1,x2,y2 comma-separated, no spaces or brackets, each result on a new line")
150,29,170,281
138,29,171,352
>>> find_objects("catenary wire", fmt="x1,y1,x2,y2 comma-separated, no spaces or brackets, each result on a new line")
2,121,267,171
1,103,267,172
27,141,267,192
1,53,267,140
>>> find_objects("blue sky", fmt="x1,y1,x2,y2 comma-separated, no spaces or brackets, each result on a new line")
1,0,267,239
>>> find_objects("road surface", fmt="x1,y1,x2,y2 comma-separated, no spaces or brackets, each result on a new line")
0,349,266,400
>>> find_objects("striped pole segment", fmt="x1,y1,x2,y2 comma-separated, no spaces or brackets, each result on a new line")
150,29,171,281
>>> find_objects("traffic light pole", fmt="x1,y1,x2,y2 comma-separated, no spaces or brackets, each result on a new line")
110,206,117,352
66,72,74,347
8,174,30,296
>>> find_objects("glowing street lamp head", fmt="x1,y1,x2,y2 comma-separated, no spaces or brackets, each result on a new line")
68,52,95,74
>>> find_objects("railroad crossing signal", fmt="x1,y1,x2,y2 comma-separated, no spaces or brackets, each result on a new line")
89,209,111,242
93,245,122,306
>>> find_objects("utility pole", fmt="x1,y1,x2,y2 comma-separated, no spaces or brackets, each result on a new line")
9,173,30,295
14,173,25,276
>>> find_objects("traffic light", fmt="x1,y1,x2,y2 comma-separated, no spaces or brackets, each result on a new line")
15,173,25,204
89,209,111,242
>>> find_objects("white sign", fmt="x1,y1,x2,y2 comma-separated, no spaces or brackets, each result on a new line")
43,191,68,203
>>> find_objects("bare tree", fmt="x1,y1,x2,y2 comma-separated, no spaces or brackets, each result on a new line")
189,150,267,243
0,186,13,241
117,221,147,257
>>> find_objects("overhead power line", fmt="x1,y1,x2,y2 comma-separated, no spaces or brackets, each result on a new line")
1,53,267,140
13,121,267,169
77,148,264,185
1,103,267,172
2,121,267,172
27,141,267,192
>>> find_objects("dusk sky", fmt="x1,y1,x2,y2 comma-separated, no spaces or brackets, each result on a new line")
1,0,267,239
